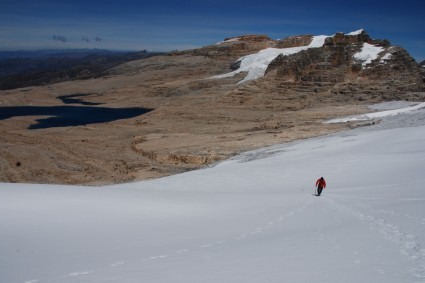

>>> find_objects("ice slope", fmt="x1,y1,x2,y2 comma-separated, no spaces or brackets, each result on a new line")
1,102,425,283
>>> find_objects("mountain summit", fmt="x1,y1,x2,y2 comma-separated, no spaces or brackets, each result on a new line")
205,29,423,95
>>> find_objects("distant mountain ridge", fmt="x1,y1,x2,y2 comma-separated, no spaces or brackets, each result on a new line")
0,49,165,90
0,49,129,60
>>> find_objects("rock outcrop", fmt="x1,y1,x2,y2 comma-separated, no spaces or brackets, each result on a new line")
276,35,313,48
419,60,425,82
170,34,277,59
264,30,424,96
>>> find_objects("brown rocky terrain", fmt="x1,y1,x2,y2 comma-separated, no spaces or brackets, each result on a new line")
1,30,424,185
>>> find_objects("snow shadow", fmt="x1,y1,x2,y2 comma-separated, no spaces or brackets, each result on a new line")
0,105,153,129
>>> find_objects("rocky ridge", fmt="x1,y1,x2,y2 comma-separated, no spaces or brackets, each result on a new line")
220,30,423,93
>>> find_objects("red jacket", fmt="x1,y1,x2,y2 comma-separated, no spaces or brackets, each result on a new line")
316,178,326,188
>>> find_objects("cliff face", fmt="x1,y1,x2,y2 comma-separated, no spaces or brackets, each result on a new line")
265,30,423,95
276,35,314,48
421,61,425,81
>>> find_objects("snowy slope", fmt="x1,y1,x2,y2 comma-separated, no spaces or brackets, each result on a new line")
1,102,425,283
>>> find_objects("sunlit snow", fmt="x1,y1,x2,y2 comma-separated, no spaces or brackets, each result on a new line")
347,29,364,36
215,37,241,45
325,102,425,123
380,52,393,63
353,42,384,68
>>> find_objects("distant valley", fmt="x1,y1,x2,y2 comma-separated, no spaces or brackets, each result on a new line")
0,49,165,90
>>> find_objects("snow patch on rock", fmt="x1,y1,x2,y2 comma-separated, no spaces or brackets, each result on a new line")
212,35,329,84
353,42,385,68
347,29,365,36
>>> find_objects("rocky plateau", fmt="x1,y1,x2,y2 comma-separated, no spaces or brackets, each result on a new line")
1,30,424,185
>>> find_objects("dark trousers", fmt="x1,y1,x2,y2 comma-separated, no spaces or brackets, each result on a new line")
317,186,323,196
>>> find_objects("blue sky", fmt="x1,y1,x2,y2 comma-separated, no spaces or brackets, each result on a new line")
1,0,424,61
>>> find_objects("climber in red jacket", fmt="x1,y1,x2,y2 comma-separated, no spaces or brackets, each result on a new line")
315,177,326,196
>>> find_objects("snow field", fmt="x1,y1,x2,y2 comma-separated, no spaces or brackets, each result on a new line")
1,102,425,282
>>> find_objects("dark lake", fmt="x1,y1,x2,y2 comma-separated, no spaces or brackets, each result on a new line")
57,93,103,106
0,105,153,129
